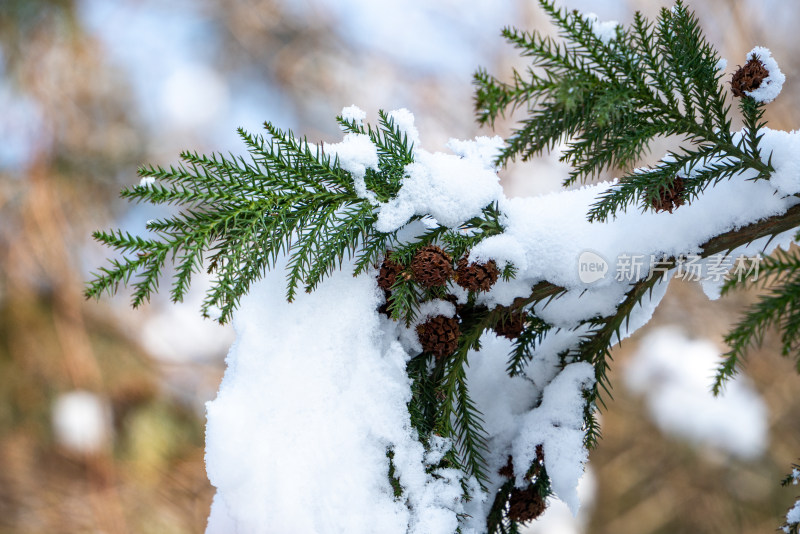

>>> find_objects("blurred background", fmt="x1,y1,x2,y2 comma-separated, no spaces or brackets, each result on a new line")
1,0,799,532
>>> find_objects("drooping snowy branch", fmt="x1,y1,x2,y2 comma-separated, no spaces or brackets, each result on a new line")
87,2,800,532
204,105,800,532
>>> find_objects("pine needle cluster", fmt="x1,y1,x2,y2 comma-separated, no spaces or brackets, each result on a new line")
474,0,771,222
85,112,419,323
87,0,800,531
715,246,800,393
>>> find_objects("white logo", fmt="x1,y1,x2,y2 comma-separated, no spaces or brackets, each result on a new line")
578,251,609,284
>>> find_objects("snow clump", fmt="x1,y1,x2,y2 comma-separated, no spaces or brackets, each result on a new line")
341,104,367,126
745,47,785,104
583,13,620,45
374,110,504,231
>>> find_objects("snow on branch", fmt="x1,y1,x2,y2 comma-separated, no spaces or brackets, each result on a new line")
88,1,800,532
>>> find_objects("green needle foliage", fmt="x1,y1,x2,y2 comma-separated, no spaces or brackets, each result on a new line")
476,2,799,528
87,0,800,531
715,245,800,393
475,0,772,222
86,112,418,323
781,461,800,487
506,315,551,377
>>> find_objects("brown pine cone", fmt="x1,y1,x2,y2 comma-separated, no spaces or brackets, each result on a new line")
416,314,460,359
455,257,499,292
410,245,453,288
651,177,686,214
494,310,527,340
731,55,769,98
507,486,547,523
377,253,405,291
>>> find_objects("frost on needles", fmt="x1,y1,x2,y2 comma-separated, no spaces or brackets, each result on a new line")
87,1,800,532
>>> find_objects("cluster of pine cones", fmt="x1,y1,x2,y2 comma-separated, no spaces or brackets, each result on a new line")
377,245,528,359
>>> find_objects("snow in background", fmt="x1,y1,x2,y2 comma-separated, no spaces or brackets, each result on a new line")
0,84,45,173
139,274,234,364
76,0,294,153
52,390,112,454
625,326,768,459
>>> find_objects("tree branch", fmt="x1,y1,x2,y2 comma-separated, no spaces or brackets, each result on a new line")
517,201,800,303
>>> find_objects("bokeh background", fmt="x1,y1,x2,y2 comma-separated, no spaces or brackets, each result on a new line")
1,0,799,532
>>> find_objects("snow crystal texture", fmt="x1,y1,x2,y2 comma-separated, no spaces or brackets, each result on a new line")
206,258,473,534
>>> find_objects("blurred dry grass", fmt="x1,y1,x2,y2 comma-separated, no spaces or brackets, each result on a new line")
0,180,215,534
0,2,214,532
1,0,799,532
587,280,800,533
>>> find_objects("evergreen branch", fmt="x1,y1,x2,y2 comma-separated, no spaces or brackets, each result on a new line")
500,204,800,445
714,247,800,393
738,97,771,179
86,115,419,322
407,355,441,440
453,368,491,486
335,110,416,202
486,478,518,534
587,141,767,222
330,181,800,518
573,265,671,441
85,231,170,304
435,343,491,488
781,462,800,487
507,316,552,377
475,0,773,221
